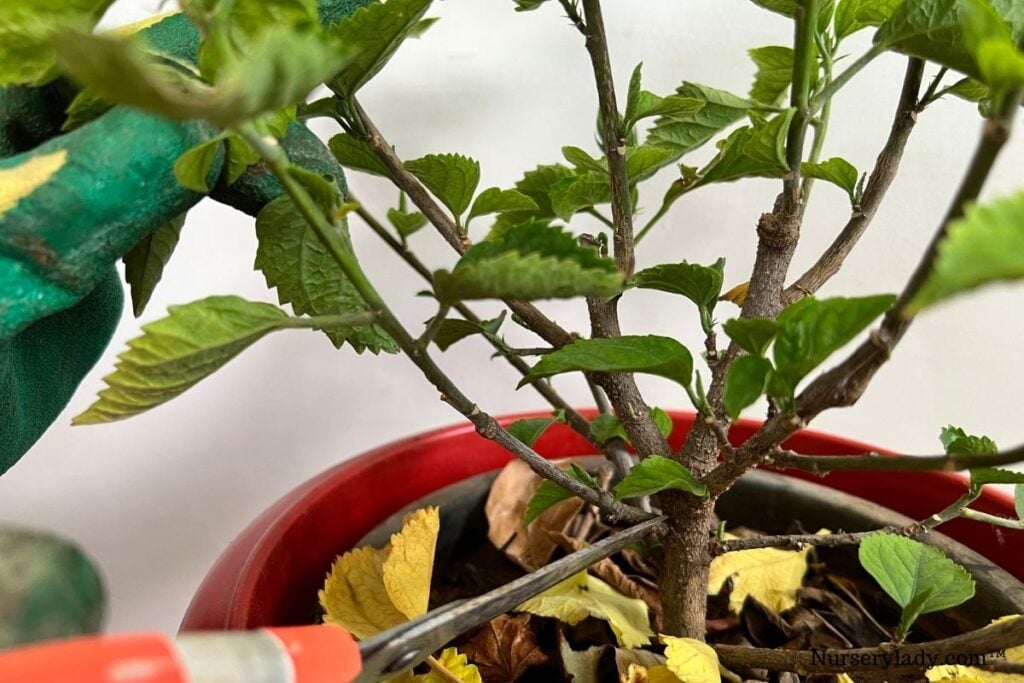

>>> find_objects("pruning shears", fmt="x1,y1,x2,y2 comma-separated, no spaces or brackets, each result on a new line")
0,516,664,682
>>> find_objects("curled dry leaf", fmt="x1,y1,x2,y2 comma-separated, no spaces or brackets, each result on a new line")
460,614,548,682
319,507,439,639
485,459,585,570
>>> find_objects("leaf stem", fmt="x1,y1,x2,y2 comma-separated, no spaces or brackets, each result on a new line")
809,43,884,114
283,311,378,330
240,129,650,524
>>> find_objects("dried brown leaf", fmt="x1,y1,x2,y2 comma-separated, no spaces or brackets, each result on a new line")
461,614,548,682
485,460,584,570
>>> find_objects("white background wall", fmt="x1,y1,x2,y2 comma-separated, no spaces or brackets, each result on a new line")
1,0,1022,635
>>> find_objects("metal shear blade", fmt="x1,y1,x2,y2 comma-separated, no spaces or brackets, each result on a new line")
354,515,666,682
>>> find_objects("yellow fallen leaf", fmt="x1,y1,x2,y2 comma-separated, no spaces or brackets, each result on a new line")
424,648,483,683
707,531,827,614
319,507,439,639
648,665,683,683
926,615,1024,683
0,151,67,218
663,636,721,683
384,507,440,620
517,571,654,648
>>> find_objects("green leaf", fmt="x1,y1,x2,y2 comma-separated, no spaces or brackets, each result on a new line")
613,455,707,500
123,214,186,318
724,355,774,419
513,0,552,11
632,259,725,332
874,0,1024,80
624,66,706,130
670,110,795,200
772,295,896,397
255,195,397,353
434,221,623,302
940,425,999,454
513,164,578,219
626,145,678,182
1015,485,1024,520
723,317,778,356
562,146,608,174
548,173,612,220
56,26,353,128
387,207,428,239
521,336,694,389
970,467,1024,488
62,88,112,131
858,534,975,639
173,138,224,193
328,134,394,178
73,296,292,424
433,311,505,351
591,407,673,445
647,83,754,157
468,188,539,222
0,0,114,86
224,135,261,185
524,464,597,526
909,192,1024,313
749,46,794,105
961,0,1024,92
748,0,837,32
405,153,481,219
946,76,992,101
507,417,559,448
325,0,434,99
835,0,902,40
801,157,860,203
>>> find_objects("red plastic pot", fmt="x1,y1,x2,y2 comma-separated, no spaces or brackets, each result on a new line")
180,411,1024,632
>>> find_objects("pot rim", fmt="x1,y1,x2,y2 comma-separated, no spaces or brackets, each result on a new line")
180,410,1021,632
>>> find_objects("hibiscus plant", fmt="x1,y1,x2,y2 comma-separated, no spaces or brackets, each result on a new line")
9,0,1024,679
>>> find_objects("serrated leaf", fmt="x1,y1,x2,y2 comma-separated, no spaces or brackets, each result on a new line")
325,0,433,98
73,296,290,424
516,572,654,648
647,83,754,157
662,637,721,683
909,192,1024,312
507,417,558,447
468,188,538,222
946,76,992,101
320,507,439,639
624,66,706,129
328,133,394,178
940,425,999,454
562,146,608,174
613,455,706,500
549,172,612,220
724,355,774,419
56,26,354,128
255,194,398,353
632,259,725,331
422,648,482,683
513,164,577,219
835,0,902,40
388,207,429,239
433,221,622,302
123,214,186,318
722,317,778,356
675,110,794,196
749,46,794,105
524,464,597,526
709,536,815,613
801,157,859,203
771,294,896,398
173,137,223,193
874,0,1024,80
522,336,694,389
858,534,975,639
0,0,114,86
405,153,481,219
626,145,678,182
970,467,1024,487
